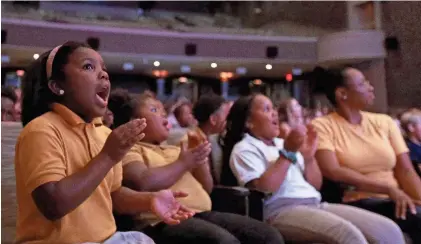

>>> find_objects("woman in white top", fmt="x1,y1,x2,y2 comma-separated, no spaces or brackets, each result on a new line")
221,94,404,244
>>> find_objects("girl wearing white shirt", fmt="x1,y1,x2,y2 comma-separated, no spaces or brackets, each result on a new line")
222,94,404,244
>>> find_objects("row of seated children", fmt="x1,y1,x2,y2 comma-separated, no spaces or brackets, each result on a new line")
15,41,282,244
15,41,420,244
150,66,421,243
104,67,421,243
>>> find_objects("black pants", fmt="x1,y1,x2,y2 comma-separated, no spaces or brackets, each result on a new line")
347,198,421,243
142,211,284,244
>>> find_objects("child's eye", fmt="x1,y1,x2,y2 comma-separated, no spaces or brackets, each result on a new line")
83,64,94,70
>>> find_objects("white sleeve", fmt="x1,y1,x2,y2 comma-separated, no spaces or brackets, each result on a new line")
295,152,305,174
230,148,267,187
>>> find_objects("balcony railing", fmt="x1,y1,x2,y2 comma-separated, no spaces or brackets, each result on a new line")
1,2,335,37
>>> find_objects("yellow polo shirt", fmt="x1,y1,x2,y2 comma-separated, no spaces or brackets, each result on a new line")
14,103,122,244
312,112,409,202
122,142,212,225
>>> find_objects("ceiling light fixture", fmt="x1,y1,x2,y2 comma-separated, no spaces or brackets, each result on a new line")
123,62,134,71
1,55,10,63
236,67,247,75
179,77,188,83
16,70,25,77
292,68,302,76
181,65,191,73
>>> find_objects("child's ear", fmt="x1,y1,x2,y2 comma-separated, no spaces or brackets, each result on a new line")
48,80,64,96
209,114,217,126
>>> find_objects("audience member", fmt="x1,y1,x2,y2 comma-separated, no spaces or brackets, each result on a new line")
13,87,22,121
174,101,197,128
389,108,407,136
278,98,304,128
321,106,331,115
109,90,285,244
16,41,193,244
189,95,230,183
164,97,187,129
401,108,421,174
1,86,18,122
165,100,197,146
311,66,421,243
313,108,324,118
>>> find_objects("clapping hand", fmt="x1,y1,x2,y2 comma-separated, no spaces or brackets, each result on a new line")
101,119,147,164
151,190,195,225
179,132,211,169
284,124,307,152
300,125,319,162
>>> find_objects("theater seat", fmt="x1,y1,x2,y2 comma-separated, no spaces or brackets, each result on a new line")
1,122,23,244
210,185,266,221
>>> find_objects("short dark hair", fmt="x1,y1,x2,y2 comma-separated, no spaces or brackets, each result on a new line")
312,66,349,106
1,86,18,103
108,89,155,128
21,41,91,126
193,95,225,125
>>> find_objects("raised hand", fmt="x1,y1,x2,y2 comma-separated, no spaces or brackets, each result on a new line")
187,131,204,149
151,190,195,225
284,124,307,152
101,119,147,164
178,133,211,169
300,124,319,162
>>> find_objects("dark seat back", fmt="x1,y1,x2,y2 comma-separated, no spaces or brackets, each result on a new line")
320,178,345,204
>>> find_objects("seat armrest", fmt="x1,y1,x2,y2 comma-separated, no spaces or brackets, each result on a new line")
210,186,267,221
210,185,250,216
114,213,135,231
212,185,250,197
320,178,353,203
246,188,267,221
248,188,270,198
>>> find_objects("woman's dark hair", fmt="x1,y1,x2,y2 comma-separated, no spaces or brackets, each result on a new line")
220,95,257,186
312,66,349,106
108,89,155,129
1,86,18,104
193,95,225,125
21,41,91,126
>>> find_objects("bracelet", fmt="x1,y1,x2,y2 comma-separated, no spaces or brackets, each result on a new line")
279,149,297,164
